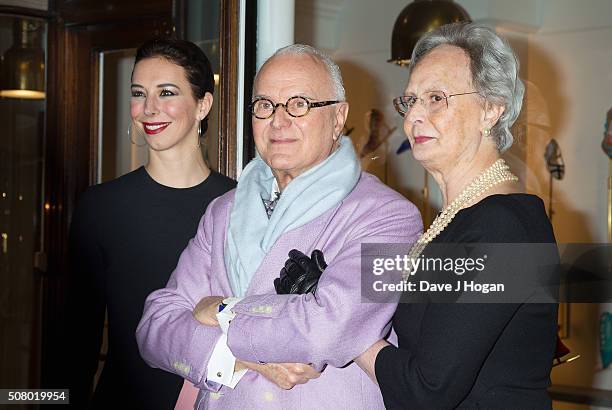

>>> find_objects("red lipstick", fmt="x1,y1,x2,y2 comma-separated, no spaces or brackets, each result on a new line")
143,122,171,135
414,136,434,144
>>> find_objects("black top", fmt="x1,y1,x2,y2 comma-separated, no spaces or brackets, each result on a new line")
65,167,235,409
375,194,558,410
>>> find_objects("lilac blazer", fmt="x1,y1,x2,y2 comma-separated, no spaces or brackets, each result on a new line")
136,172,422,409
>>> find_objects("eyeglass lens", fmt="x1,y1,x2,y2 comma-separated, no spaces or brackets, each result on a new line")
395,91,448,117
252,96,310,119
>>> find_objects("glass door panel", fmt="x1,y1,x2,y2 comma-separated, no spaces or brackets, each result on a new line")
0,15,46,403
185,0,221,171
99,48,144,182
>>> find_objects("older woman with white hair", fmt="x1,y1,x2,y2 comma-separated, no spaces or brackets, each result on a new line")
355,23,558,409
136,43,422,409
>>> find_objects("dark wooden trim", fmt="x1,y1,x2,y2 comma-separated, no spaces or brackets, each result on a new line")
40,19,72,388
173,0,186,40
89,41,101,185
0,6,54,19
54,0,172,27
242,0,257,167
218,0,239,179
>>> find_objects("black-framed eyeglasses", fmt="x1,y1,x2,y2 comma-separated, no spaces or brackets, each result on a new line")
250,96,341,119
393,90,479,117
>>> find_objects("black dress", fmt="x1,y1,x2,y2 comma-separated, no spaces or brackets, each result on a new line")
65,167,235,409
375,194,558,409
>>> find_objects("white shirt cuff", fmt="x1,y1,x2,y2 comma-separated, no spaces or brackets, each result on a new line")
216,297,241,335
205,333,248,388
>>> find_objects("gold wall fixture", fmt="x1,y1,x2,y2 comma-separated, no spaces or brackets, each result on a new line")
0,19,45,99
389,0,471,66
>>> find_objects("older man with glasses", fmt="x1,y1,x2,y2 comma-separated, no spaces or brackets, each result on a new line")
136,44,422,410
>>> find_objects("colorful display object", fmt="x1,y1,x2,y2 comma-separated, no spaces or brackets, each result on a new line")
601,312,612,369
602,108,612,159
396,138,412,154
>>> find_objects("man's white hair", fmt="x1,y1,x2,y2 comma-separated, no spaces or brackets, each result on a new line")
257,44,346,101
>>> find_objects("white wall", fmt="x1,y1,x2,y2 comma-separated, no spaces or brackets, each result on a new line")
527,26,611,244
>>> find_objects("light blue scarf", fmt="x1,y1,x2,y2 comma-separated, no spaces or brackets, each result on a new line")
225,136,361,296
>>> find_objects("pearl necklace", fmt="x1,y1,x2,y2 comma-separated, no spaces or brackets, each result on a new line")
403,158,518,280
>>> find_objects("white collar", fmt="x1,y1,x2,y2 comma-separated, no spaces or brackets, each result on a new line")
270,178,280,201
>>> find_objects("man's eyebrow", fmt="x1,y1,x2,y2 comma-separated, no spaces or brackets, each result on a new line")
252,93,316,100
292,93,315,100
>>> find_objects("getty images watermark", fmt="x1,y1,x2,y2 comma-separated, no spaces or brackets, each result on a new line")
371,252,499,294
360,243,612,303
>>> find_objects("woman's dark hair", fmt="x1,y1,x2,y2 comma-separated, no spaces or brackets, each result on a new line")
134,38,215,135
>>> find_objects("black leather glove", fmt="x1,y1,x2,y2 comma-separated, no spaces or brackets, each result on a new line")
274,249,327,295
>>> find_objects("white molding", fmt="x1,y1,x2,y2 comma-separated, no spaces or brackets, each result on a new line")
256,0,295,70
296,0,343,20
474,18,542,34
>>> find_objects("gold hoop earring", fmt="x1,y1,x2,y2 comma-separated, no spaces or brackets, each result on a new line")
196,122,204,149
128,125,147,147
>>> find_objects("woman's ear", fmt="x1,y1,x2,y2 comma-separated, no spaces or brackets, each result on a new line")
197,92,214,120
481,101,505,131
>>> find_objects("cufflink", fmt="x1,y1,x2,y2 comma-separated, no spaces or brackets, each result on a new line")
218,303,227,312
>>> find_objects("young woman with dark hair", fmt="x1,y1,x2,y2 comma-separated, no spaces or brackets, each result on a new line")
65,38,235,409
